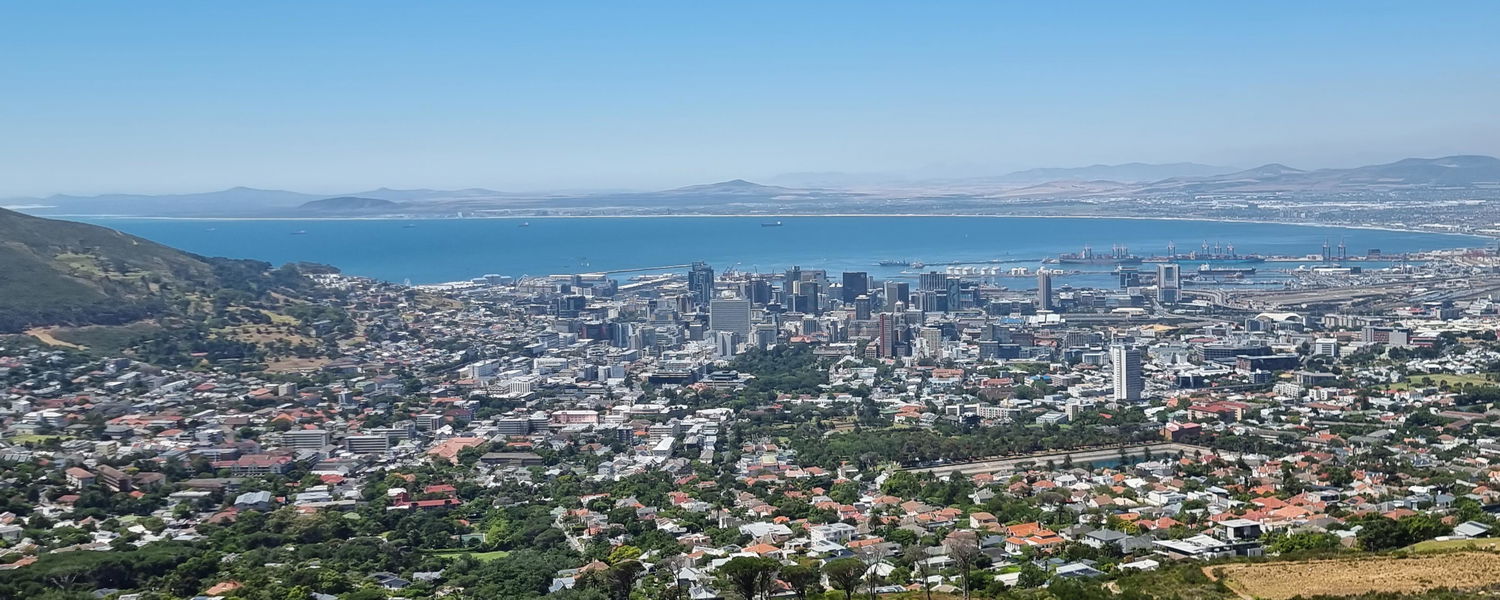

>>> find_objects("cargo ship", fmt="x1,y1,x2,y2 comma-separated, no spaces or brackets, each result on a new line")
1142,241,1265,263
878,260,914,267
1047,244,1142,265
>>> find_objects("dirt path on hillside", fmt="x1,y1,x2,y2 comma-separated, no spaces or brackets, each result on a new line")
24,328,85,349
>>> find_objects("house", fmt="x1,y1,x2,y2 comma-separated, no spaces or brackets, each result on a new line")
1220,518,1263,541
1082,529,1128,549
233,491,275,512
1153,535,1263,561
369,572,411,590
969,511,998,530
809,523,856,544
1452,521,1493,539
739,522,793,544
65,467,96,489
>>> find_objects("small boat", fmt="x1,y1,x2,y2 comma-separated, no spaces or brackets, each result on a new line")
290,230,308,235
402,223,417,229
761,221,783,227
518,222,531,227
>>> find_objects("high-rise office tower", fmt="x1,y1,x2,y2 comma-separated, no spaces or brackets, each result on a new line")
713,330,738,357
793,280,821,315
1110,344,1143,401
709,297,752,338
919,271,947,291
945,277,963,312
688,261,714,306
884,281,910,307
1037,271,1054,311
878,313,894,358
1157,263,1181,304
853,295,872,320
918,326,943,358
747,278,773,305
782,266,802,304
841,271,870,303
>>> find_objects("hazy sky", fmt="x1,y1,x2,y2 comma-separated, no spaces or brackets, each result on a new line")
3,1,1498,196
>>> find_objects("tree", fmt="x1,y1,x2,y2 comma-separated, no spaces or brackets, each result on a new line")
1016,562,1048,588
823,557,864,600
781,560,821,599
947,534,982,600
602,560,644,600
1266,531,1341,555
856,544,889,600
905,544,935,600
717,556,779,600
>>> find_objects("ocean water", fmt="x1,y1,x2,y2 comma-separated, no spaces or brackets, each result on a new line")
71,216,1484,286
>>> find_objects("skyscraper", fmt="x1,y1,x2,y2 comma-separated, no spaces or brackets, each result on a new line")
918,326,943,358
878,313,894,358
1156,263,1181,304
883,281,910,307
1110,344,1143,402
782,266,802,304
793,280,820,315
709,297,751,338
853,294,872,320
919,271,947,291
1037,271,1054,311
945,276,963,312
747,278,773,305
688,262,714,306
841,271,869,303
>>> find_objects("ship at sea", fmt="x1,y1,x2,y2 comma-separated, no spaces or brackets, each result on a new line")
1048,244,1142,265
1143,241,1265,263
878,259,914,267
761,221,783,227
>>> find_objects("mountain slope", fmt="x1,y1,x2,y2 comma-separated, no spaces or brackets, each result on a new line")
0,208,317,333
1138,155,1500,195
298,196,403,214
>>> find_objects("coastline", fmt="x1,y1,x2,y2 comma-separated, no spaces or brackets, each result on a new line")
54,212,1494,242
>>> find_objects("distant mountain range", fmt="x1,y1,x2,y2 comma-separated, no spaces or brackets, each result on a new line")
8,155,1499,217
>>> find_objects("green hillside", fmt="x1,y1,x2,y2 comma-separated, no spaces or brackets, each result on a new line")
0,207,320,333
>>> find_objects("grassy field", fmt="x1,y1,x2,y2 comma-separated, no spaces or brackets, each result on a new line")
46,321,164,354
1406,537,1500,552
1217,552,1500,599
8,434,71,444
425,549,510,561
1392,373,1500,390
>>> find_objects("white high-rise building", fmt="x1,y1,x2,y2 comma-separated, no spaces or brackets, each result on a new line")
1157,263,1181,304
1313,338,1340,357
1110,344,1143,402
1037,271,1054,311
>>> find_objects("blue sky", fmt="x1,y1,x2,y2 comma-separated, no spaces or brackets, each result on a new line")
2,1,1498,196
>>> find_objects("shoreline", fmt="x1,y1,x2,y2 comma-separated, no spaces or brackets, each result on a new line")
48,212,1493,241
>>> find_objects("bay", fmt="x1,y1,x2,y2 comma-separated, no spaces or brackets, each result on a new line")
71,216,1484,286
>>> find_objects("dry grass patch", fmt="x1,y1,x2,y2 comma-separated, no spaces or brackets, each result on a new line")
1219,552,1500,599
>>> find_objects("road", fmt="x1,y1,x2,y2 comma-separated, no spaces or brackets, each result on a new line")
905,442,1212,477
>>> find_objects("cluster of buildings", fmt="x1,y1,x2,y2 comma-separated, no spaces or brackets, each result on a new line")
7,252,1500,598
